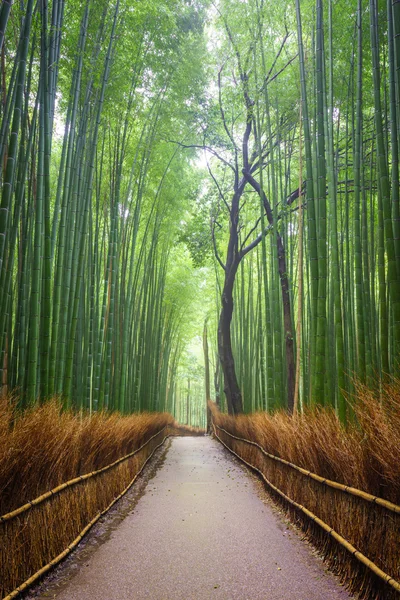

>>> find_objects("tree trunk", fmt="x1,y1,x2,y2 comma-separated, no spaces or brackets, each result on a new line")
214,359,220,408
218,262,243,415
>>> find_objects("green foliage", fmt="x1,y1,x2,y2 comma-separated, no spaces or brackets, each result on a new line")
1,0,399,423
0,0,210,421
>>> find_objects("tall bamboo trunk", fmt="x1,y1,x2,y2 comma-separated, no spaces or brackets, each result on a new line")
203,319,211,431
276,232,295,412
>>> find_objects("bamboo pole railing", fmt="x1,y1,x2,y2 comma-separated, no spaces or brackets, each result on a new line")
1,426,171,599
213,421,400,599
1,426,168,523
214,425,400,514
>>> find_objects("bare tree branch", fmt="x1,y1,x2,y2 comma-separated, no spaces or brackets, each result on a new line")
242,99,254,172
242,169,273,222
211,216,226,271
286,182,305,205
239,180,306,258
220,12,245,82
218,64,238,153
240,216,262,249
264,33,290,84
165,139,236,174
206,157,231,214
266,53,298,86
240,223,274,258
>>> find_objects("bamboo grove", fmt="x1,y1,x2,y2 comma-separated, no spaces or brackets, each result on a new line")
184,0,400,418
0,0,207,414
0,0,400,422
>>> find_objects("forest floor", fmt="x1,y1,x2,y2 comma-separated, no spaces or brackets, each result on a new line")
29,437,351,600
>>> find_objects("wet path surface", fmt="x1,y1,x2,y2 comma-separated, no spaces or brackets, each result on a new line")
33,437,351,600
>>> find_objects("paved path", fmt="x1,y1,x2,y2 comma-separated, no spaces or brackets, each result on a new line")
35,437,351,600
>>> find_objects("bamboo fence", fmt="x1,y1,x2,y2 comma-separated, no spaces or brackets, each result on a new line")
213,422,400,600
0,426,171,599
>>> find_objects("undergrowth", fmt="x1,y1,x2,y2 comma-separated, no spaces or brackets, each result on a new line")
0,396,174,515
211,379,400,505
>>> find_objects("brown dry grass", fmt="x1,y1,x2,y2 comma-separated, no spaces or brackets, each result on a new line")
170,423,206,436
210,379,400,505
0,396,174,515
210,380,400,600
0,397,174,596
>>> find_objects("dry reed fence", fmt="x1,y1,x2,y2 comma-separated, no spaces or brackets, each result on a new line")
210,384,400,600
0,398,174,599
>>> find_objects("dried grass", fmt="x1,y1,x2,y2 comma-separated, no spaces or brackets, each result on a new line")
210,380,400,600
170,423,206,436
0,397,173,597
0,396,174,515
211,380,400,503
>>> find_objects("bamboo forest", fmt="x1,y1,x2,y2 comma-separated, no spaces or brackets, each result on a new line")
1,0,400,599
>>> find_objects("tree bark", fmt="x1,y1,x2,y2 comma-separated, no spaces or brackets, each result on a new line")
214,359,220,407
218,258,243,415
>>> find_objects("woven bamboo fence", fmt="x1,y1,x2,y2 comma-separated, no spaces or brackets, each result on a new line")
0,426,170,599
213,422,400,600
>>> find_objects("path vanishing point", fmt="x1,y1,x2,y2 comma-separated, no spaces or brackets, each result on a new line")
32,437,351,600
